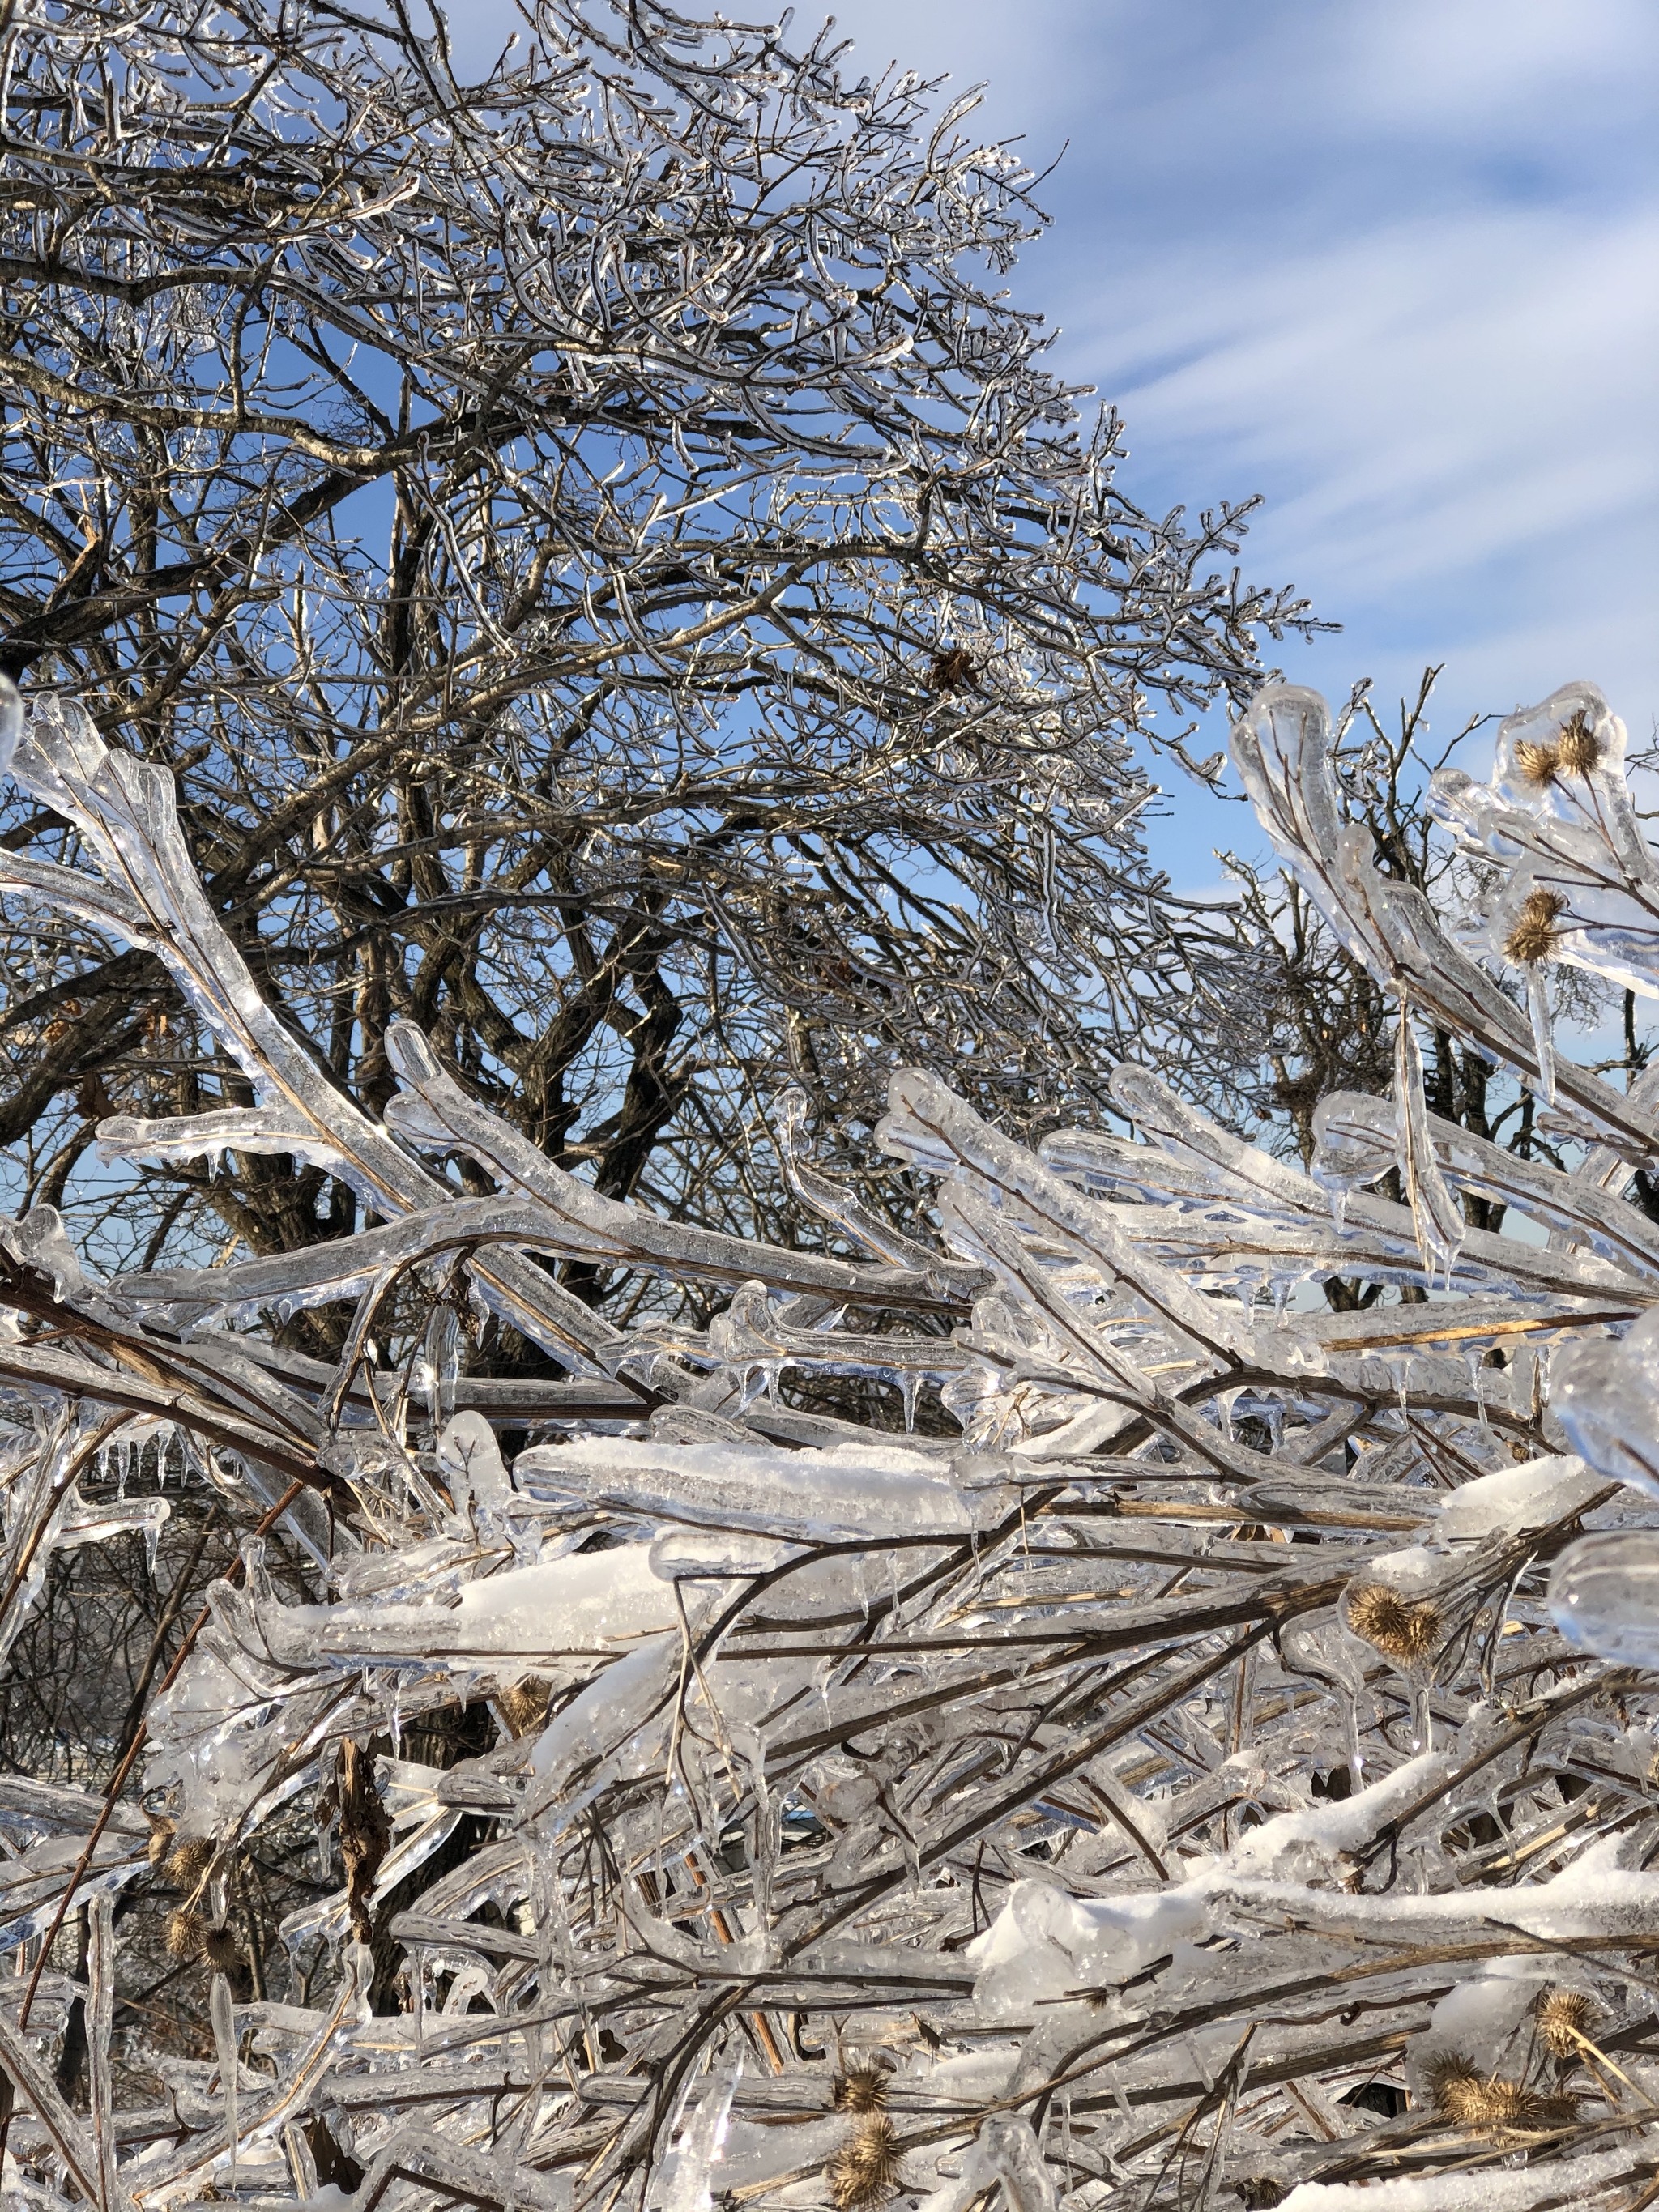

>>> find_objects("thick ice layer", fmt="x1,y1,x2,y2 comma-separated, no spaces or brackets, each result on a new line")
513,1436,979,1541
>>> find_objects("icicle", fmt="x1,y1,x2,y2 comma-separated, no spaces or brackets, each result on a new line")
1345,1688,1365,1793
1465,1349,1491,1427
1411,1682,1433,1755
900,1370,921,1434
661,2051,744,2212
211,1971,239,2185
1393,1003,1466,1284
1383,1353,1413,1416
1527,965,1557,1108
88,1893,117,2212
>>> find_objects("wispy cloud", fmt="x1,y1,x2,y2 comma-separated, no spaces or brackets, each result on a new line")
1079,202,1658,625
820,0,1657,744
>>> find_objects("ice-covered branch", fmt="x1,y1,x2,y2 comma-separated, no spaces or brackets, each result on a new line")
0,671,1655,2212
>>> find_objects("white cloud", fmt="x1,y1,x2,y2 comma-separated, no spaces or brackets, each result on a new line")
1337,0,1657,129
1077,205,1659,602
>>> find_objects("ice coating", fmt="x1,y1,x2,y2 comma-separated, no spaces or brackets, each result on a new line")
513,1435,981,1540
1549,1529,1659,1665
0,668,1657,2210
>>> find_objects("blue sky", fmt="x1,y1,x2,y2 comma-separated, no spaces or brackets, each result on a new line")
783,0,1657,892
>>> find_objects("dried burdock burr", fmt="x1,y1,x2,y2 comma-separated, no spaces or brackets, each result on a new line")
1427,2052,1576,2137
164,1907,207,1961
1555,710,1602,775
202,1924,242,1975
165,1835,214,1891
1537,1986,1597,2058
833,2065,889,2115
1513,737,1560,786
826,2117,904,2210
1346,1583,1442,1664
1504,889,1568,966
497,1675,552,1738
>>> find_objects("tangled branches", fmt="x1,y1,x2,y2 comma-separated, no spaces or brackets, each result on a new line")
0,0,1316,1297
1,668,1658,2212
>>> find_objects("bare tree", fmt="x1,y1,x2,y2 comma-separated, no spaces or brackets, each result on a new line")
0,0,1315,1311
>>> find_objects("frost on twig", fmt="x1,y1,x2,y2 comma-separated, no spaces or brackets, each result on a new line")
0,670,1658,2212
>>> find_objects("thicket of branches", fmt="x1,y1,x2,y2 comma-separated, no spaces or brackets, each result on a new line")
0,0,1318,1316
0,673,1658,2212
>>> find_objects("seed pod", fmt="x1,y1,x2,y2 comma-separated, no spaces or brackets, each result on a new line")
1504,889,1568,967
202,1924,242,1975
497,1675,552,1738
1346,1583,1441,1664
1513,738,1559,786
166,1835,215,1890
146,1817,177,1869
1537,1986,1596,2057
165,1907,207,1961
825,2116,903,2210
834,2065,889,2114
1427,2052,1575,2135
1555,711,1602,776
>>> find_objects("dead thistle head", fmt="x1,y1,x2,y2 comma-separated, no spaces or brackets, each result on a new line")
1537,1986,1596,2057
1346,1583,1441,1664
834,2065,889,2115
1503,889,1568,966
165,1907,207,1961
202,1924,242,1975
1513,738,1560,787
825,2116,904,2210
497,1675,552,1738
165,1835,215,1891
1426,2052,1576,2137
1555,710,1602,776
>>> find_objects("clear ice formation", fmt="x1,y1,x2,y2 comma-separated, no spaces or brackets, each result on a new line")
0,676,1657,2209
